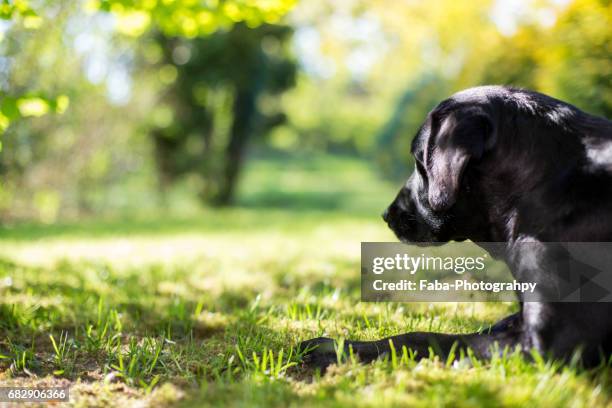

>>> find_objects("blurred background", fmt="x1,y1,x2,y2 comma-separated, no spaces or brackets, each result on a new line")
0,0,609,225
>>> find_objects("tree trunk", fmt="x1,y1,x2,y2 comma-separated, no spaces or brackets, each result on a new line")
209,87,258,206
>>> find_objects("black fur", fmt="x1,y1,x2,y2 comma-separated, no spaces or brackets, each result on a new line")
300,86,612,370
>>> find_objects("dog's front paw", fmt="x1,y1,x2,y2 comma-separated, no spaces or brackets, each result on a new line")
298,337,338,371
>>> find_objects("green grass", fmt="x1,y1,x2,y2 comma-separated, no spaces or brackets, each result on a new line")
1,153,611,407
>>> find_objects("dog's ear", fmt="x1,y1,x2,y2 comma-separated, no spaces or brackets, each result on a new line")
427,111,493,211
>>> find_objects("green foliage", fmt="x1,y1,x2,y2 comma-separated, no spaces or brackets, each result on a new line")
0,0,40,25
544,0,612,117
96,0,297,37
0,94,68,133
0,1,69,143
479,0,612,117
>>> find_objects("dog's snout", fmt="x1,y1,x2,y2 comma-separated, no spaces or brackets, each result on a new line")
382,208,390,223
384,190,411,227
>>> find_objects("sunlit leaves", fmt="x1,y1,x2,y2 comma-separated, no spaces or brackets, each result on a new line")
543,0,612,117
477,0,611,117
95,0,297,38
115,10,151,36
0,0,41,29
0,112,8,133
0,0,57,146
0,0,31,19
1,95,69,120
17,97,49,117
15,96,69,117
55,95,70,115
21,13,42,28
0,95,70,141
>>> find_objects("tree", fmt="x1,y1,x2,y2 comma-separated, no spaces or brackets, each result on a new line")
150,23,296,205
97,0,298,205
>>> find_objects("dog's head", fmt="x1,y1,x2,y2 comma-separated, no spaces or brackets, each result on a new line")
384,90,498,243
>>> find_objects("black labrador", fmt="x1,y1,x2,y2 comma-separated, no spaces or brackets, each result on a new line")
300,86,612,369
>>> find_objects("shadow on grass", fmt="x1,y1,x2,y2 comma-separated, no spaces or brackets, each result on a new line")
3,254,612,406
238,190,348,211
0,206,380,241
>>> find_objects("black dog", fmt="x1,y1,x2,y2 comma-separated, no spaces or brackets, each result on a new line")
301,86,612,369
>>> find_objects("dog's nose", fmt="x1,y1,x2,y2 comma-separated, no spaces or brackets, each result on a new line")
382,207,390,223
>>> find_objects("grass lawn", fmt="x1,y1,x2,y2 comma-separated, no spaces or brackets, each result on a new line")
1,154,611,407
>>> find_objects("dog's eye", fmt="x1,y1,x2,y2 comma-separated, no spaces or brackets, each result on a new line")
414,150,424,163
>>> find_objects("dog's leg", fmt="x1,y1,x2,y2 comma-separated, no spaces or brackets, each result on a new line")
522,302,612,366
300,312,522,370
